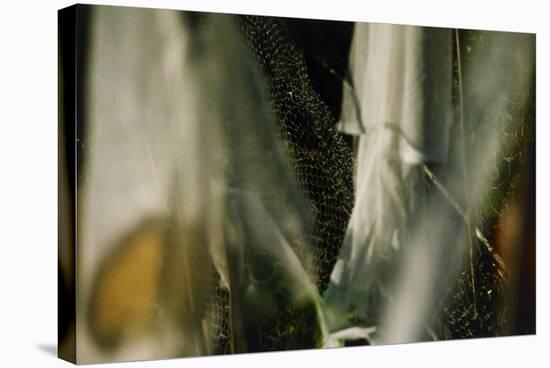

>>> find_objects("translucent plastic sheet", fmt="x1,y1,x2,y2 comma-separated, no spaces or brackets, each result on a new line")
79,8,318,362
337,23,453,163
325,23,454,336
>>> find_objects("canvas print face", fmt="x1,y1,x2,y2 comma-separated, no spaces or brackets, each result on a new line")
58,4,535,364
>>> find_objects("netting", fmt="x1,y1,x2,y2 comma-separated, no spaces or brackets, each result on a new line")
429,29,535,339
238,15,355,292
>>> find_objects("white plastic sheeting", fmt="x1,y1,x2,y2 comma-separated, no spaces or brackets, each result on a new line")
325,23,453,334
338,23,453,163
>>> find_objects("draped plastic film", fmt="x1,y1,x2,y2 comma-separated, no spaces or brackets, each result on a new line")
325,23,453,336
338,23,453,163
79,8,320,363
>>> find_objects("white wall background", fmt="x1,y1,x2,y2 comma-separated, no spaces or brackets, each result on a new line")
0,0,547,366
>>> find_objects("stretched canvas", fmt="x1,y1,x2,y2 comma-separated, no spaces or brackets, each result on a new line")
58,3,536,364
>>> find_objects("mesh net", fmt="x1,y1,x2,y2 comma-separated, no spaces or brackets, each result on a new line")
237,15,355,292
427,29,535,340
